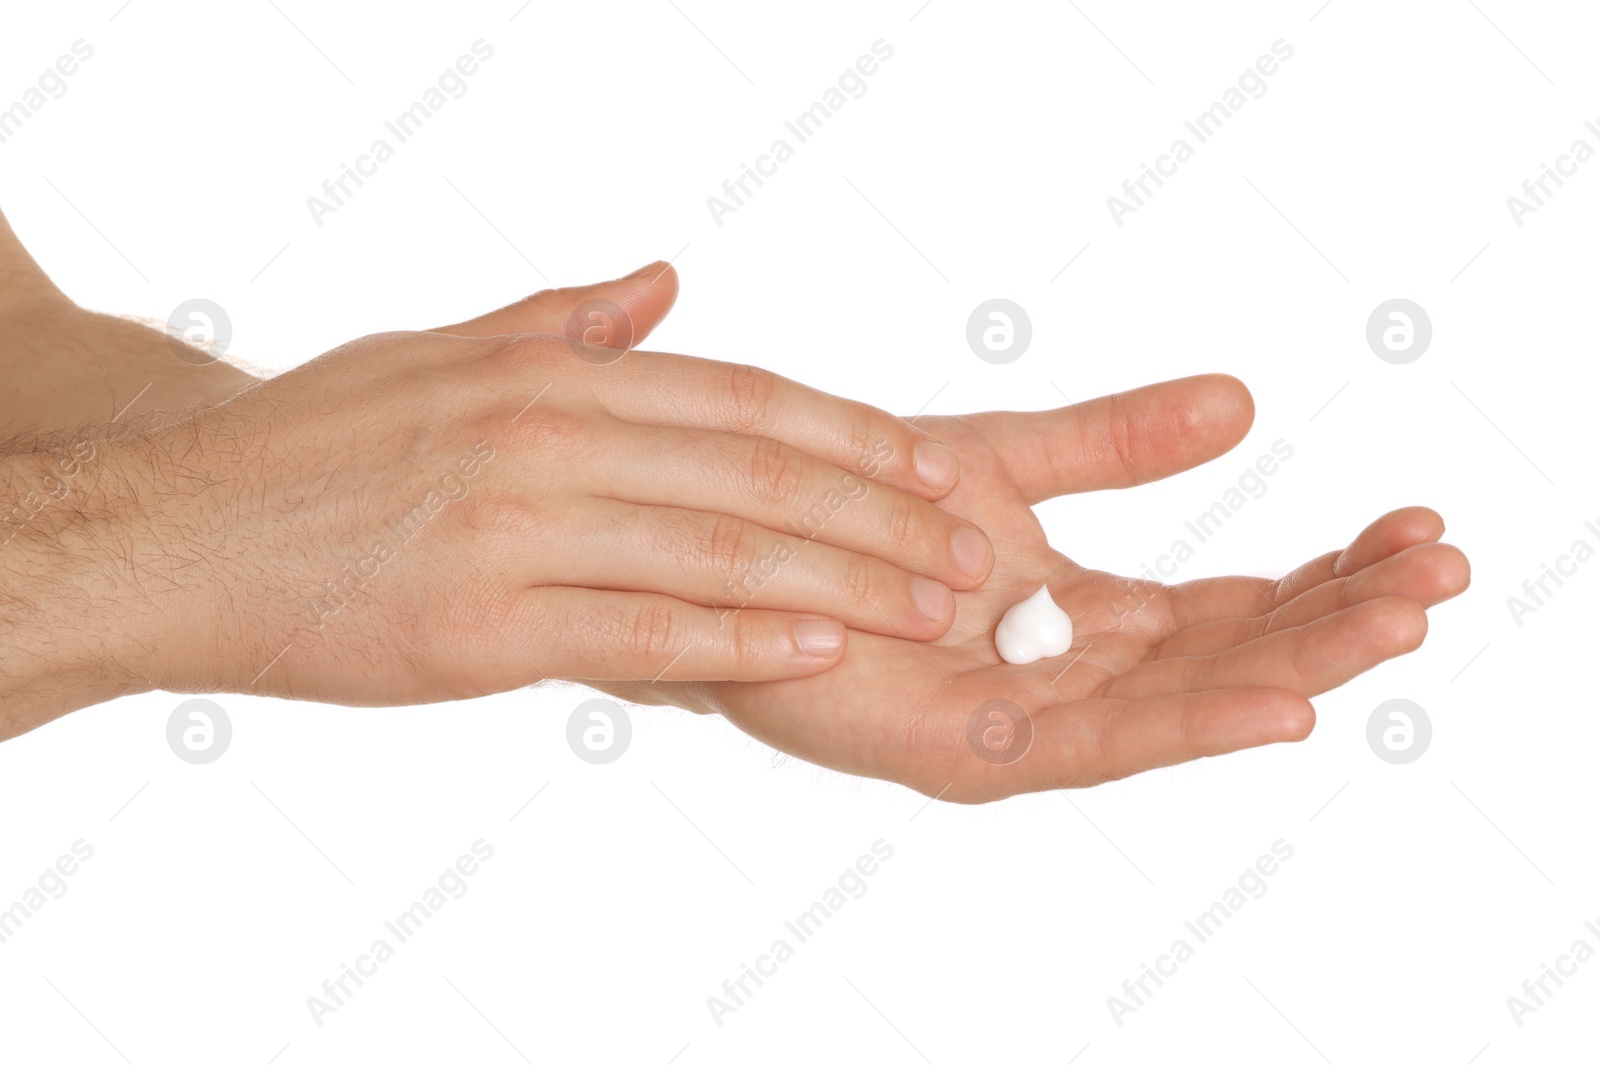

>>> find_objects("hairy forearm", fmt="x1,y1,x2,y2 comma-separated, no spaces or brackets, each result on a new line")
0,428,159,737
0,210,261,736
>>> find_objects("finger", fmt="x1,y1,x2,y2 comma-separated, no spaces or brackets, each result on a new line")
1167,506,1449,627
593,424,994,589
517,587,849,682
1329,505,1447,576
1265,505,1448,608
562,501,957,639
1061,688,1313,783
963,374,1255,504
951,689,1312,801
1156,542,1469,659
1110,596,1428,700
1084,688,1316,779
435,261,680,347
581,351,965,500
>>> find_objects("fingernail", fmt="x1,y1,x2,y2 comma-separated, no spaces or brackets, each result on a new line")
621,260,667,281
951,527,993,581
794,618,845,656
914,441,959,491
911,577,954,621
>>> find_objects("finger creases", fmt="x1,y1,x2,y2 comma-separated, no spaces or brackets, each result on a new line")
1156,540,1469,659
588,424,992,589
1110,596,1428,701
944,688,1312,801
969,374,1256,504
517,586,848,683
1167,505,1453,628
548,500,957,640
581,353,961,499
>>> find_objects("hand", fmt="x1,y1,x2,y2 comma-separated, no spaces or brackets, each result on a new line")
607,375,1470,803
0,264,1006,731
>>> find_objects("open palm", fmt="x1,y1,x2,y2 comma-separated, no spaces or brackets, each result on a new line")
625,374,1469,802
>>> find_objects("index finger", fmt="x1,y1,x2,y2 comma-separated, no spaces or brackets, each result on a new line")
575,348,964,501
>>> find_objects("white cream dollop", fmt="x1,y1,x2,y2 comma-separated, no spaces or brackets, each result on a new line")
995,585,1073,665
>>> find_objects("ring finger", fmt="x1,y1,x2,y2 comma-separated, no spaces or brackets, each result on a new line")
544,500,958,639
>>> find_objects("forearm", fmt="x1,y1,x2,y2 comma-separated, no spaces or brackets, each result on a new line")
0,207,257,434
0,429,158,738
0,303,259,435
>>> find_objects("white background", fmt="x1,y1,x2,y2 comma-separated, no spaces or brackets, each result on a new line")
1,1,1594,1061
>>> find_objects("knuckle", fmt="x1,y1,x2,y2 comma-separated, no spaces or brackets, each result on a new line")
843,408,880,471
722,363,777,431
692,513,755,578
451,489,501,537
839,553,877,605
745,436,805,508
728,614,767,670
621,598,682,662
1336,573,1357,612
495,331,562,369
883,492,921,553
479,495,543,542
1103,394,1144,483
1090,705,1138,784
441,585,526,672
509,406,586,453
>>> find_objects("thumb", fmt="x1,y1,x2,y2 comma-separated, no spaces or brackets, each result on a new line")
435,261,680,350
965,374,1255,504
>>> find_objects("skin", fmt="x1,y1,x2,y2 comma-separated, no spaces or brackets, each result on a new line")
605,383,1469,802
0,210,1470,800
0,211,995,736
0,211,260,427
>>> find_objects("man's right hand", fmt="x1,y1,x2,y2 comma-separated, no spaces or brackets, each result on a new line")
0,283,997,734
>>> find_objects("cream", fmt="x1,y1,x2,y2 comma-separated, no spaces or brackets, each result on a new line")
995,585,1073,665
